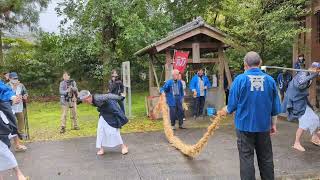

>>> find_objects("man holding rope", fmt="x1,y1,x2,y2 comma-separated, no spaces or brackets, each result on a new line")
220,51,281,180
160,69,186,130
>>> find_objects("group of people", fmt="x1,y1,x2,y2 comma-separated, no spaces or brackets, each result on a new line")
59,70,128,155
276,53,320,152
0,72,29,180
160,68,211,130
1,70,128,180
161,51,320,180
2,51,320,180
160,51,280,180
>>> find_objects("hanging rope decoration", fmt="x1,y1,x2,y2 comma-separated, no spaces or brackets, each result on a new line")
154,95,225,158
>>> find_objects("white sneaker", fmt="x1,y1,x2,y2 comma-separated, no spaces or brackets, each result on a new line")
171,126,176,130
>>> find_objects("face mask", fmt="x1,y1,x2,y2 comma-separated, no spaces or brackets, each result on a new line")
10,79,18,84
298,57,304,61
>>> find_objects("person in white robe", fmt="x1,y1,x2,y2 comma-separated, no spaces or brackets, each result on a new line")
78,90,128,155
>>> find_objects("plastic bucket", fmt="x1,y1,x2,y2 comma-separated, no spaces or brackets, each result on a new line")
207,107,216,117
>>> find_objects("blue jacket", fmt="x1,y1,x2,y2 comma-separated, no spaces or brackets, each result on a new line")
282,71,317,121
0,81,15,102
227,68,281,132
189,75,211,97
160,79,184,107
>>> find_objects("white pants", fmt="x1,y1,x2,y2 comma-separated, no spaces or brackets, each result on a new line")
0,141,18,171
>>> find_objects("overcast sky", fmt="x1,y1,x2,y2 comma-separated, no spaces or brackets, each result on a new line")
39,0,63,33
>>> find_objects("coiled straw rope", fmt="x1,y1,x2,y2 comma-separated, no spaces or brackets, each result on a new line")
154,95,225,158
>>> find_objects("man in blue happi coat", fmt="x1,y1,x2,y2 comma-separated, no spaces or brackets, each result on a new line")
189,68,211,119
160,69,186,130
220,51,281,180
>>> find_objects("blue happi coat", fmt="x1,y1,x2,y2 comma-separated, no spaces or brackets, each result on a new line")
160,79,184,107
0,80,19,147
227,68,281,132
0,80,15,102
189,75,211,97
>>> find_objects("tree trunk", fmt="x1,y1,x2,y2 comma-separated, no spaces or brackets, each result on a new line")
0,31,4,66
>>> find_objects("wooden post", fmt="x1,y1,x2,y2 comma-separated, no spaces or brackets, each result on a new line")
192,43,200,63
150,55,160,91
218,47,225,89
165,49,172,81
0,31,3,66
305,15,317,106
292,36,299,69
224,57,233,88
149,58,154,95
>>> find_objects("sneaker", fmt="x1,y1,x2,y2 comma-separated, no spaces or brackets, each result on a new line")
60,127,66,134
193,115,197,120
20,133,28,140
183,118,186,121
179,126,187,129
171,126,176,130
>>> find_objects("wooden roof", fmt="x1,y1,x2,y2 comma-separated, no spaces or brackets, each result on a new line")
134,17,229,56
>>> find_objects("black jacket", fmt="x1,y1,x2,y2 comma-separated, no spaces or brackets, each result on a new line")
0,101,20,148
92,94,128,128
108,79,124,96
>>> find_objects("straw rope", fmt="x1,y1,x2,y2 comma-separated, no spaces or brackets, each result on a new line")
154,95,225,158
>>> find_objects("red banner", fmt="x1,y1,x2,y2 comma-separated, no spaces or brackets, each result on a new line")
173,50,189,73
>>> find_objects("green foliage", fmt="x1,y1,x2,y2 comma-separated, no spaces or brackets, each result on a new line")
165,0,223,25
221,0,310,73
0,0,49,31
55,0,175,90
0,0,50,65
2,0,312,93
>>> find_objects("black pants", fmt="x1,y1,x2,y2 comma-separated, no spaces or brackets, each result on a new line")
225,89,229,105
236,130,274,180
193,96,205,117
169,97,184,127
280,90,285,102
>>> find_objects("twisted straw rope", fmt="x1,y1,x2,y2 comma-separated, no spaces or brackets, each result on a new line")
154,95,224,158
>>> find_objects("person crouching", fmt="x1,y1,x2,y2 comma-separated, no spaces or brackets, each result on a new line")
160,69,186,130
78,90,129,155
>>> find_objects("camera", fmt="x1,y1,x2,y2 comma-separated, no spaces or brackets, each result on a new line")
65,79,78,108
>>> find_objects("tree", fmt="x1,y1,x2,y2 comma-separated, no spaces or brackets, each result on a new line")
57,0,173,91
221,0,310,72
164,0,223,26
0,0,49,66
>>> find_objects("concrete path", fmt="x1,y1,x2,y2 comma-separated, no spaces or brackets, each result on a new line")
3,120,320,180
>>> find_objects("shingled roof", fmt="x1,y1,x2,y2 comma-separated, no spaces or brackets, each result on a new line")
134,17,228,56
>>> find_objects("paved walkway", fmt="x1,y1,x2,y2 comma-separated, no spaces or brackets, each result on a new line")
3,120,320,180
